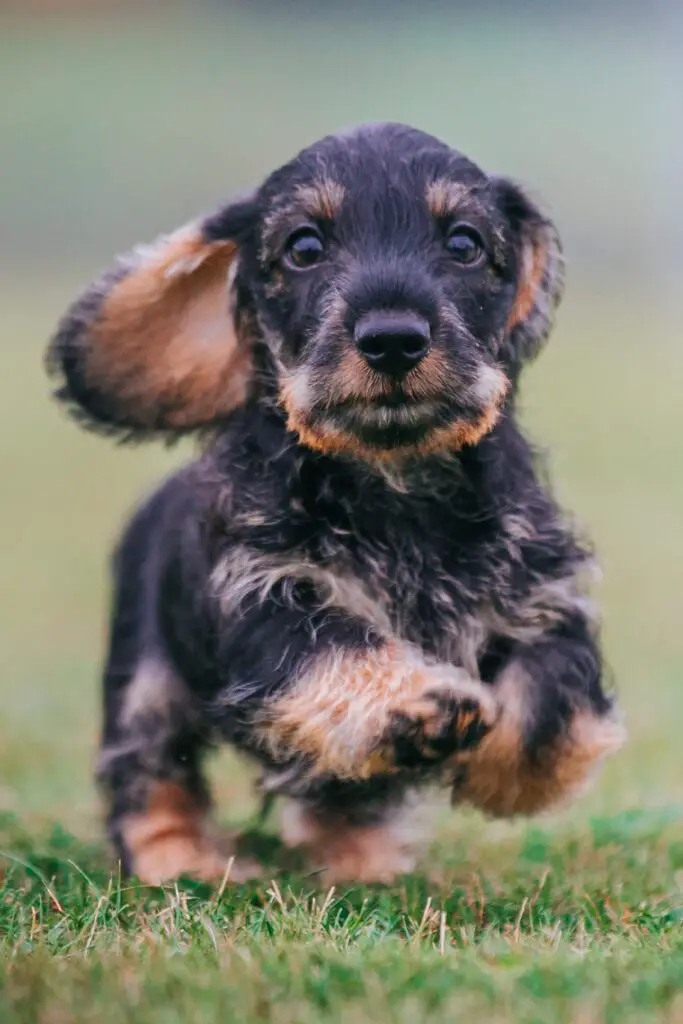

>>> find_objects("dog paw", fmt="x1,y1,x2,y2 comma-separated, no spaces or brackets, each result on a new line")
281,802,418,885
131,836,262,886
120,781,263,886
388,678,496,769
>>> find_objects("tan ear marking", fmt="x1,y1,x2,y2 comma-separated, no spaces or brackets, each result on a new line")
506,238,547,331
59,219,254,431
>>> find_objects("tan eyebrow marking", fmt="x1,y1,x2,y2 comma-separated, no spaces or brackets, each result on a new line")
425,179,474,218
426,178,506,263
296,180,346,220
261,180,346,261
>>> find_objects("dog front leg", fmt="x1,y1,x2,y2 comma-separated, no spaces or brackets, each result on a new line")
453,612,626,816
213,590,496,782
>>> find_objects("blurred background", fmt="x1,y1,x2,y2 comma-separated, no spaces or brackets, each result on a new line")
0,1,681,839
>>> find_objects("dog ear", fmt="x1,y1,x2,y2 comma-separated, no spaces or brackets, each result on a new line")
46,194,258,439
495,179,565,370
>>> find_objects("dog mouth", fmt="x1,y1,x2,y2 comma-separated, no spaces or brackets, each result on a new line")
280,367,509,458
321,395,463,448
317,391,489,452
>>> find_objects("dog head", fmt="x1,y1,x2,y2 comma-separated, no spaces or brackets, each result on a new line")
48,123,564,459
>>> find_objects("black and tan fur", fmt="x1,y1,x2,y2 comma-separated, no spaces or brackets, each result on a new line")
47,123,624,885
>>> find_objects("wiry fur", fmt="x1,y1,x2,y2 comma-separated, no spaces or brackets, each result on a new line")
46,123,624,885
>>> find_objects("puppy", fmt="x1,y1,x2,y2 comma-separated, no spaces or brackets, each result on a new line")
47,123,625,885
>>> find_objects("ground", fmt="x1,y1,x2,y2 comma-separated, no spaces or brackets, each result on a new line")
1,285,681,1023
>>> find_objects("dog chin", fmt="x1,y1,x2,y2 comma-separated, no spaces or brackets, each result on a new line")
285,396,501,460
332,401,439,444
329,397,474,452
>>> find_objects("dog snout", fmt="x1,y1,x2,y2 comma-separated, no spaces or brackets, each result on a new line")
354,311,431,377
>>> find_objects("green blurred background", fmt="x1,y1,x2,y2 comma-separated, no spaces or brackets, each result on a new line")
0,2,681,839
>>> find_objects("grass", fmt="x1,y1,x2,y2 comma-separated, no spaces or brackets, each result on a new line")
1,810,683,1022
1,11,682,1021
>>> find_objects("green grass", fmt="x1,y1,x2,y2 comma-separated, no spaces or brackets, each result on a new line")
2,810,683,1022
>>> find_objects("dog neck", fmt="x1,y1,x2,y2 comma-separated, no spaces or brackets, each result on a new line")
208,400,524,529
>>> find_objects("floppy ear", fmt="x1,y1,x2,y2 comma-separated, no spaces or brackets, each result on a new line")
495,179,565,370
46,195,258,439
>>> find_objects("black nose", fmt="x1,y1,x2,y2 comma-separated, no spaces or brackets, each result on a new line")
354,311,431,376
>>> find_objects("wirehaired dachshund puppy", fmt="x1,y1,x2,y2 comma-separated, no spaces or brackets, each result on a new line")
47,123,625,885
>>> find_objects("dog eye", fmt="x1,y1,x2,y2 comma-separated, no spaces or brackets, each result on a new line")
445,224,485,266
283,229,326,270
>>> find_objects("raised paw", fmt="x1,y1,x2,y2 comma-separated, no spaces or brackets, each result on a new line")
258,644,498,782
388,682,496,769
